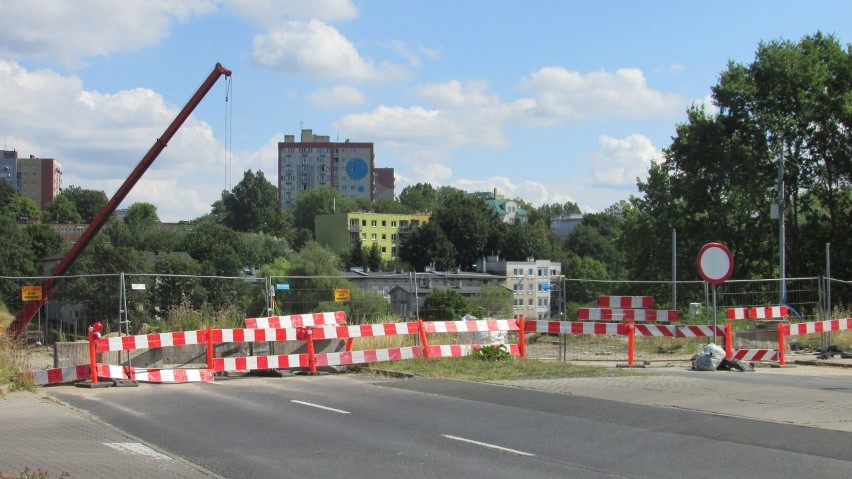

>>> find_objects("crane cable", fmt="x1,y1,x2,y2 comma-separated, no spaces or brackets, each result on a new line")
224,76,233,191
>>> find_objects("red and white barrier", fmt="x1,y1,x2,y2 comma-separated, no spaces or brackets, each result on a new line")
30,365,92,386
726,306,788,320
316,347,423,367
633,324,723,337
732,349,779,362
245,311,347,329
786,318,852,336
578,308,679,322
598,295,654,309
96,330,207,353
215,353,310,372
525,320,626,336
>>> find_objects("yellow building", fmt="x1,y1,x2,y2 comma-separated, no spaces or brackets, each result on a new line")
315,212,430,261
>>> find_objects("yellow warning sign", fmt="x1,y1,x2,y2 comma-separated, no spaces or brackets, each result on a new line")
21,285,43,302
334,288,350,302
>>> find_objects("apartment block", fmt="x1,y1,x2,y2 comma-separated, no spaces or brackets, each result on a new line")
6,152,63,208
278,129,395,210
476,255,561,320
315,211,430,261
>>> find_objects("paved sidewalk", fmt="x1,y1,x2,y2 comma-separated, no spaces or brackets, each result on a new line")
494,364,852,432
0,390,224,479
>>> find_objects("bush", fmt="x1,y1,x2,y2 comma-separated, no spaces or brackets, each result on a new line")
471,344,511,362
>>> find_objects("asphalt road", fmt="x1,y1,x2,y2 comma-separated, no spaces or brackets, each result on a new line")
51,373,852,479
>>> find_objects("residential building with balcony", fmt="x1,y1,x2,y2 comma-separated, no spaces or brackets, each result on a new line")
315,211,430,261
278,129,394,210
475,255,562,320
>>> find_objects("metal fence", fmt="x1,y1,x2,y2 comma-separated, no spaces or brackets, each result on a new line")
3,273,848,357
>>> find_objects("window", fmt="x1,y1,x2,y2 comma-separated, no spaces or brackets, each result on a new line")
381,247,386,253
362,220,367,226
381,234,386,240
391,247,397,254
381,220,386,227
528,284,534,293
391,234,397,241
371,234,377,241
371,220,377,227
391,221,397,227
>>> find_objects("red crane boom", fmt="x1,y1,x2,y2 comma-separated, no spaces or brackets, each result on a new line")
9,63,232,338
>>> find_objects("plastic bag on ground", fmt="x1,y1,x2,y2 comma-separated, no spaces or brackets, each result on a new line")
692,343,726,371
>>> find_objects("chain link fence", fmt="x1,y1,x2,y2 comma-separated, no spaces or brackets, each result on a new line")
3,273,848,361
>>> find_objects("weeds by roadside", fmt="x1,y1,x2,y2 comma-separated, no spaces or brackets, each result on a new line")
0,467,69,478
0,334,36,393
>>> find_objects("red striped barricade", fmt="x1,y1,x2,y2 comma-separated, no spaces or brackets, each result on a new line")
577,308,680,322
724,305,790,363
779,318,852,366
598,295,654,309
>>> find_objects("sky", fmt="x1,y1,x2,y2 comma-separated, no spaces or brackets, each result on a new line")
1,1,850,222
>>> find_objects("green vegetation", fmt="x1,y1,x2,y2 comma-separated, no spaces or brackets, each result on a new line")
366,356,638,381
0,32,849,336
0,467,69,479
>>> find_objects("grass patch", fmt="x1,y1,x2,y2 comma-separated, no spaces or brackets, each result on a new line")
0,334,36,394
366,355,639,381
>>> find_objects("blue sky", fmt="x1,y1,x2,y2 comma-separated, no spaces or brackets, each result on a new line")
1,0,849,221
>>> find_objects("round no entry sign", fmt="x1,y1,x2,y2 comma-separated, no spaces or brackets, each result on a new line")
697,243,734,284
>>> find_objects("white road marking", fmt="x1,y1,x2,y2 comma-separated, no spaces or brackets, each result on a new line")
441,434,536,457
291,400,351,414
102,442,172,460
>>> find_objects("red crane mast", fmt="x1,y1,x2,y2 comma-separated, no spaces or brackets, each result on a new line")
8,63,232,338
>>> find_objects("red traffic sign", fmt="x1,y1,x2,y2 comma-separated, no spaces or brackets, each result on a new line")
697,243,734,284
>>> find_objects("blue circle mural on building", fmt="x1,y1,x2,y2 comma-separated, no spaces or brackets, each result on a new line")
345,158,368,180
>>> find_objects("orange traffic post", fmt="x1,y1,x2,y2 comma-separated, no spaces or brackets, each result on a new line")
87,328,97,384
306,328,317,374
517,316,526,358
725,321,733,359
206,326,214,371
417,319,431,359
777,323,787,366
627,321,635,366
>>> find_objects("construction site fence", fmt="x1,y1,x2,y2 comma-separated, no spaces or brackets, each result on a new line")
26,314,852,386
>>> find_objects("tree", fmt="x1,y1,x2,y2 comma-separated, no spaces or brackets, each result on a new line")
61,186,107,223
3,195,41,222
398,183,438,212
624,33,852,283
468,284,512,318
151,253,205,311
218,170,282,234
498,222,554,261
0,180,15,210
124,202,159,231
43,195,82,224
564,212,627,280
421,288,470,321
24,224,65,261
276,241,349,314
435,194,501,270
398,220,457,271
291,186,354,235
527,201,582,227
366,242,382,271
0,215,37,309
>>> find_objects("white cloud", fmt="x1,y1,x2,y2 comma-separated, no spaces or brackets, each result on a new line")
250,20,409,81
225,0,358,26
0,0,215,68
455,177,551,204
306,85,366,107
589,134,660,186
0,60,227,222
517,67,687,124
